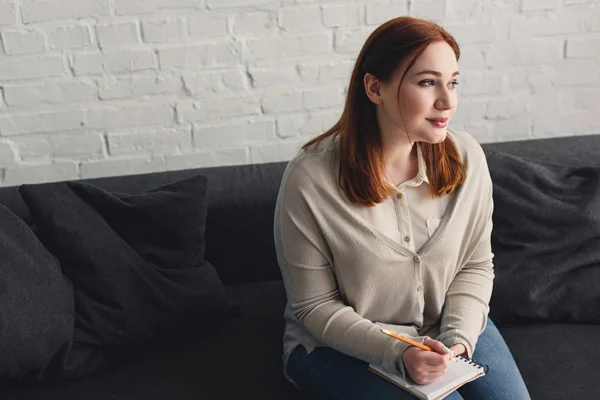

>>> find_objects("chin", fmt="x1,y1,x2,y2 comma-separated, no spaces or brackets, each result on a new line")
418,129,447,144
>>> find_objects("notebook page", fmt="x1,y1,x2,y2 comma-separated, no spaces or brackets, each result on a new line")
418,357,483,398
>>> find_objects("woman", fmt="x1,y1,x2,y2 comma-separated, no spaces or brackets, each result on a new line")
274,17,530,399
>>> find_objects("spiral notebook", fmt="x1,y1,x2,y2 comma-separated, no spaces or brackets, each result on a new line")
369,355,487,400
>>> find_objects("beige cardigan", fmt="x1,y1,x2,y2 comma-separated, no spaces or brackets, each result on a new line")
274,128,494,383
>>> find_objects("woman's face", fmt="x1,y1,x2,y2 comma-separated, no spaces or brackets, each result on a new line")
376,41,459,144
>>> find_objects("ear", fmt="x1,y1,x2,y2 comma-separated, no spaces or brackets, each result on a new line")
364,73,383,105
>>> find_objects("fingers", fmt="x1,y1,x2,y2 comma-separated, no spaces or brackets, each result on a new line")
423,337,453,356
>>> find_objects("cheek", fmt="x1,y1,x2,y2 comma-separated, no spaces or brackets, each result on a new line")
400,89,430,118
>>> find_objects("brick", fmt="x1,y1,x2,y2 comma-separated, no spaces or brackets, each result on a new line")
0,109,84,136
21,0,109,23
3,162,78,186
446,23,499,44
261,91,303,114
507,66,554,93
47,25,93,50
141,18,185,43
323,4,362,28
1,29,46,55
247,33,329,61
520,0,561,12
411,0,448,21
0,142,16,167
554,61,600,85
177,96,260,122
182,68,247,97
114,0,200,15
232,11,276,35
509,14,582,39
158,42,241,69
207,0,272,9
188,14,229,38
566,38,600,60
490,116,531,140
0,2,18,26
248,62,299,88
107,126,191,155
532,109,598,136
560,88,600,110
0,54,66,81
98,74,181,100
166,148,248,171
303,87,345,111
193,119,275,148
276,110,339,138
4,79,98,107
460,72,504,95
51,133,105,160
486,41,562,68
95,22,141,49
249,139,305,163
279,7,322,33
485,96,529,120
297,60,354,82
452,99,487,123
459,46,485,70
85,102,174,129
80,156,167,179
365,2,408,26
11,136,52,160
334,28,372,54
73,49,155,75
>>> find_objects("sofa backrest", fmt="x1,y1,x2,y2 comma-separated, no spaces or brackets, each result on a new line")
0,134,598,285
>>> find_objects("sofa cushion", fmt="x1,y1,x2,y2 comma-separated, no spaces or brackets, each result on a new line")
0,204,84,380
497,322,600,400
19,175,230,350
486,149,600,323
0,314,305,400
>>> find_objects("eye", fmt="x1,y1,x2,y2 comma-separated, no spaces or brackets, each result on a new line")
449,81,459,88
418,79,435,87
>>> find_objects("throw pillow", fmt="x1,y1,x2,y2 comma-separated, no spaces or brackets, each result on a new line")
485,148,600,323
0,203,105,381
19,175,230,349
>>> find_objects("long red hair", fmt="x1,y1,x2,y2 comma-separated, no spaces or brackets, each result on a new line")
303,17,466,207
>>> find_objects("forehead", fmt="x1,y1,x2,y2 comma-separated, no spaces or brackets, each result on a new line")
408,41,458,74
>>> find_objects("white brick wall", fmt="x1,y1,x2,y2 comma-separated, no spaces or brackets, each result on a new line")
0,0,599,186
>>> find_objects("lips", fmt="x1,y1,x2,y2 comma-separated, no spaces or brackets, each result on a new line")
426,117,448,128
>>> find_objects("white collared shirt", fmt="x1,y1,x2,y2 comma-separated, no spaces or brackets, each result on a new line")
384,143,452,252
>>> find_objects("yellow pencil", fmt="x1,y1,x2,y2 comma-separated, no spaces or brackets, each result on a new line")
381,328,453,356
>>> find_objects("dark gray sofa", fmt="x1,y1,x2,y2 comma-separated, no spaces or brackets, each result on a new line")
1,134,599,400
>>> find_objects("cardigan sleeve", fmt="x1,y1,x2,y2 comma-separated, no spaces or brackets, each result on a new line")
277,157,425,380
436,143,495,357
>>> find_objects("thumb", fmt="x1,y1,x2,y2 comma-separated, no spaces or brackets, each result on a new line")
423,337,453,356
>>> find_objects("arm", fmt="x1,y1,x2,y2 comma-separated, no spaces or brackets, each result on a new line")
276,161,420,378
436,149,495,357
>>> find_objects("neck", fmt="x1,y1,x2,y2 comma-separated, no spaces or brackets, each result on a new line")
377,109,417,180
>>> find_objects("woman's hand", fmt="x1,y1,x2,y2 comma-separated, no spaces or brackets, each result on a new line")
449,344,467,358
401,338,452,385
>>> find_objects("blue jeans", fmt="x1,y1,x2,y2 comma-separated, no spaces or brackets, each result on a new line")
286,318,530,400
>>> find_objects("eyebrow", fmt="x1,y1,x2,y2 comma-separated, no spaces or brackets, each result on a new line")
415,70,460,77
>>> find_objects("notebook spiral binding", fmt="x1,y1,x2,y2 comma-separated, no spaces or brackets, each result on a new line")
456,355,490,374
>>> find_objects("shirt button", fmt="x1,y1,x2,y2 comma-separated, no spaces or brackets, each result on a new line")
403,236,411,243
396,193,403,200
413,256,420,263
417,286,423,292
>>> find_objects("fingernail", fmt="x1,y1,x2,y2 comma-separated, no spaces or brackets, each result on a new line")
441,346,451,354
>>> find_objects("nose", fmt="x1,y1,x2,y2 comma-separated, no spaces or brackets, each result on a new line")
435,87,455,111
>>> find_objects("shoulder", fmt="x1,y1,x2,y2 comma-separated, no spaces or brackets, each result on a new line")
281,136,338,196
446,127,487,168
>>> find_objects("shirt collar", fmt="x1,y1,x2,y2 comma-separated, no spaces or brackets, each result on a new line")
387,143,429,190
